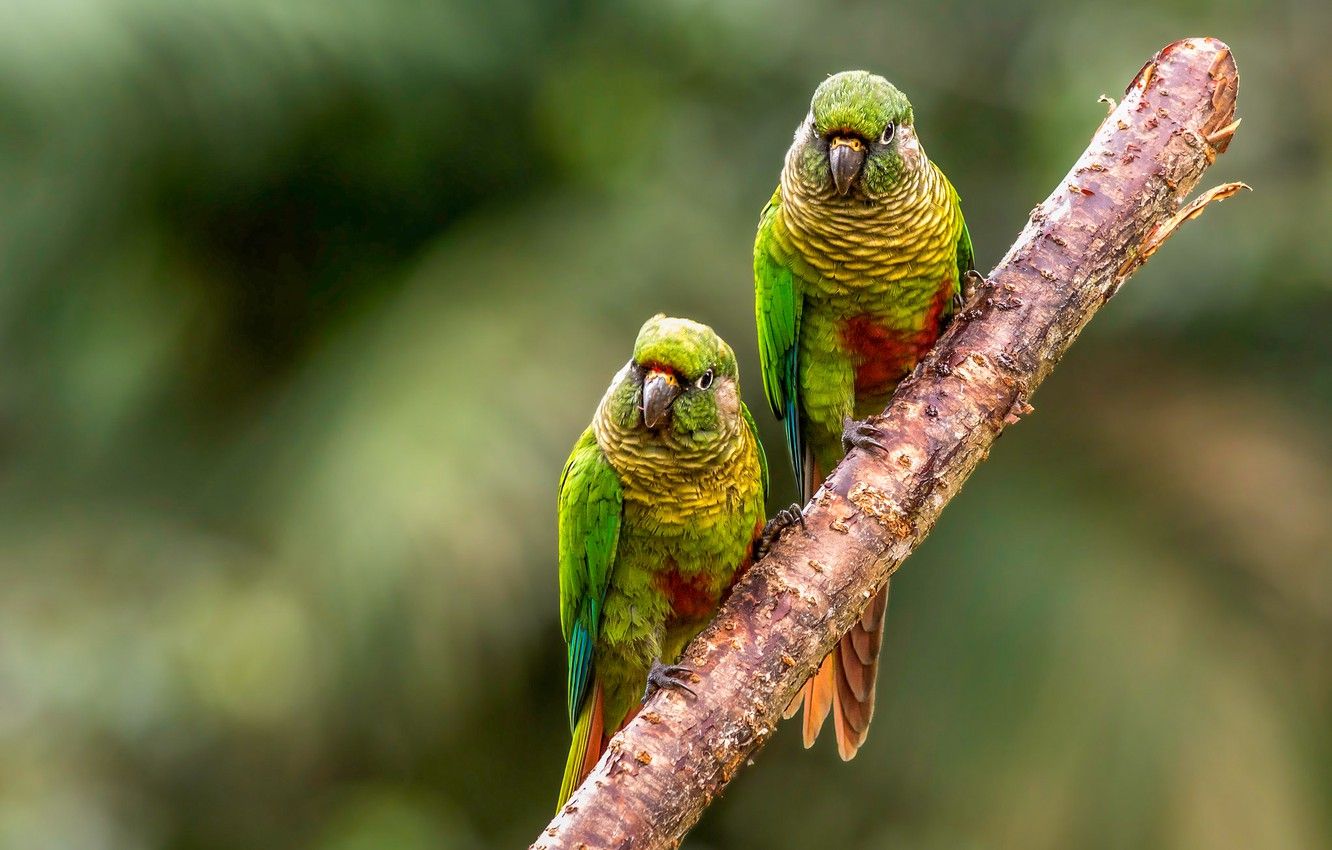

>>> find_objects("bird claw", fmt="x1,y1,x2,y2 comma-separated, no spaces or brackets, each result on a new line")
962,269,987,304
754,503,806,561
842,415,887,455
951,269,989,316
644,661,697,702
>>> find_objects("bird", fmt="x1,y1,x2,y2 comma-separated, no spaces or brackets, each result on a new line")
754,70,974,759
555,314,771,808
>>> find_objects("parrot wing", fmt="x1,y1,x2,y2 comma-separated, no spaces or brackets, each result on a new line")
754,190,806,494
741,401,770,503
955,200,975,284
949,177,974,317
557,427,623,730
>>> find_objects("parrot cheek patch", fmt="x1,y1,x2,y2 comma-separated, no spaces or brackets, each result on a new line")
896,125,923,166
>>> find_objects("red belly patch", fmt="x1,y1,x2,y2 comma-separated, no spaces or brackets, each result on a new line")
840,280,952,396
656,566,718,624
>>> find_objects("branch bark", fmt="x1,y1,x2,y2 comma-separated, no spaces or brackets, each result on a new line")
534,37,1241,850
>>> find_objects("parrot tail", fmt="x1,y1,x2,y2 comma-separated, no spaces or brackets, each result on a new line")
556,679,605,812
782,459,891,759
783,581,889,759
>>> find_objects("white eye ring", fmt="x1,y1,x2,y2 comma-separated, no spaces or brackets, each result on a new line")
880,122,896,144
697,369,714,390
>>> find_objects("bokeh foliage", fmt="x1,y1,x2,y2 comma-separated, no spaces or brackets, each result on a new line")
0,1,1328,848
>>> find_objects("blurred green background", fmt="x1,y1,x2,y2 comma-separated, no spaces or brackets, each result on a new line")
1,1,1327,848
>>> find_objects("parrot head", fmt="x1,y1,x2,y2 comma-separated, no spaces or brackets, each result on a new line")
790,70,921,198
605,315,742,444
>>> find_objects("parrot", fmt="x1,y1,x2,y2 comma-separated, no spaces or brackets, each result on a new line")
555,314,772,810
753,71,974,759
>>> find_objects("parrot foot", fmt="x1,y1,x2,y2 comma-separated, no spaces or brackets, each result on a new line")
960,269,988,306
643,661,697,702
842,415,888,455
754,503,806,561
953,269,988,312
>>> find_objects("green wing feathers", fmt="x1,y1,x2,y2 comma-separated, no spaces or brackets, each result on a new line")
557,428,623,730
741,402,770,502
753,193,805,493
555,428,621,809
949,178,974,306
956,214,974,284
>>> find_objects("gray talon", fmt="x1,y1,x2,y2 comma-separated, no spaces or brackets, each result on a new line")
644,660,697,701
842,415,888,454
962,269,987,303
755,503,806,560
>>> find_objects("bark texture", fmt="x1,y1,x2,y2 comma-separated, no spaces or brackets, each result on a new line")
533,36,1242,850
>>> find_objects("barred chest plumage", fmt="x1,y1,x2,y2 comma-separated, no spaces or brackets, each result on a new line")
777,152,960,301
590,378,763,532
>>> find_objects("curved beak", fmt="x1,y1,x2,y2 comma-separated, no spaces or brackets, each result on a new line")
641,368,682,430
828,135,866,195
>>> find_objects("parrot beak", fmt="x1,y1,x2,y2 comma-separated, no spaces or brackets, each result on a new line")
828,135,866,195
641,368,682,430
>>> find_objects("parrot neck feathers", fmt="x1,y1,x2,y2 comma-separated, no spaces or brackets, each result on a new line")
591,389,761,508
777,155,959,286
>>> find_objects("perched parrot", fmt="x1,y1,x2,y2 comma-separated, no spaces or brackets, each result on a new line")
555,315,771,809
754,71,973,758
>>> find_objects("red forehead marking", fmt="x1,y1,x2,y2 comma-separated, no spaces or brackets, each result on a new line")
640,361,681,378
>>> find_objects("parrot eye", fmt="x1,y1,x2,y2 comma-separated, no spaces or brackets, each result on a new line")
696,369,714,390
880,122,895,145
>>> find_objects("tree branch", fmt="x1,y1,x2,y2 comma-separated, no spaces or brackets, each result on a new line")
534,37,1241,850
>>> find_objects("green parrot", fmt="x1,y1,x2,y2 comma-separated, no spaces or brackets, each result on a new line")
555,315,770,809
754,71,973,759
